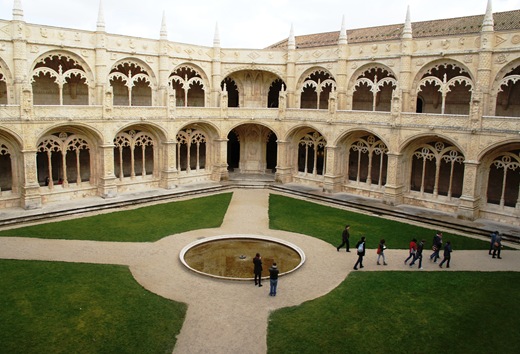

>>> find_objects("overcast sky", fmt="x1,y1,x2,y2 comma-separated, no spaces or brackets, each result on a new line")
1,0,519,48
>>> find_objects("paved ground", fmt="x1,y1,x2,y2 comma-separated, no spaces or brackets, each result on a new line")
0,188,519,354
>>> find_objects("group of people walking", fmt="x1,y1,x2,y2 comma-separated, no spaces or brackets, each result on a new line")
253,253,279,296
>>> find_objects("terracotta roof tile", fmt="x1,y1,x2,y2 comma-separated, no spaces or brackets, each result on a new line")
267,10,520,49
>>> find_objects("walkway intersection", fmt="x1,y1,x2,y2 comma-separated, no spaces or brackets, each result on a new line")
0,188,519,353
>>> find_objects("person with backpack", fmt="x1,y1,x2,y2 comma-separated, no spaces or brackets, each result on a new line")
409,239,425,269
439,240,453,268
429,231,443,263
489,231,498,255
492,233,503,259
376,239,387,265
404,238,417,265
353,236,366,270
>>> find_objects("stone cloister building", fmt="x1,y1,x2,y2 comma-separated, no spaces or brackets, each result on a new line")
0,0,519,225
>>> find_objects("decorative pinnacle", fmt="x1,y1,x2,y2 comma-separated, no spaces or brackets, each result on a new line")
13,0,24,21
402,5,412,39
160,11,168,39
288,24,295,50
338,15,347,45
213,22,220,47
96,0,105,31
482,0,494,32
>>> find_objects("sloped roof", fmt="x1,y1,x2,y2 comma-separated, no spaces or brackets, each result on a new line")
267,10,520,49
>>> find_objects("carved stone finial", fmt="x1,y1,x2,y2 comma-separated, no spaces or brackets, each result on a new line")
338,15,347,45
482,0,494,32
402,5,412,39
288,24,296,50
96,0,105,32
160,11,168,40
13,0,24,21
213,22,220,47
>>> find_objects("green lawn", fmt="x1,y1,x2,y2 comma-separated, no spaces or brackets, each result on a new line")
0,193,233,242
0,260,187,354
269,194,490,250
268,272,520,354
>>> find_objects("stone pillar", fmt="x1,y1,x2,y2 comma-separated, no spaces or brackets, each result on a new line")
323,145,342,192
160,140,178,189
95,33,108,106
383,152,405,205
211,137,229,181
20,149,42,209
275,140,293,183
97,143,118,198
457,160,481,220
211,47,222,108
158,41,171,107
12,20,28,105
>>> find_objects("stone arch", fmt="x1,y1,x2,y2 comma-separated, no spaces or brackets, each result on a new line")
31,51,95,106
170,63,210,107
108,58,157,106
286,126,327,178
411,59,474,115
0,58,13,104
35,124,102,189
297,67,337,109
492,59,520,117
222,70,283,108
0,129,23,194
478,141,520,209
226,123,278,174
401,135,465,199
175,122,220,174
113,123,164,181
336,130,389,188
348,64,398,112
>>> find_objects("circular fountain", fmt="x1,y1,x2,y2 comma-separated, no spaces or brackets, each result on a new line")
180,235,306,280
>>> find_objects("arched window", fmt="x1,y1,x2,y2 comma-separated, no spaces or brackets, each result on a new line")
487,151,520,207
0,68,7,105
300,71,336,109
410,141,464,198
0,142,12,192
113,130,154,180
347,135,388,187
353,68,397,112
176,129,207,172
221,78,239,107
37,132,91,188
416,63,473,115
170,67,206,107
32,54,90,105
268,79,286,108
109,62,152,106
496,65,520,117
298,132,326,176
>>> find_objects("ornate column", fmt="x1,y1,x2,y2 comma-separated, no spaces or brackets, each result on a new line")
20,149,42,209
275,140,293,183
160,140,179,189
383,152,405,205
476,0,495,118
211,23,222,108
323,145,343,192
12,3,28,106
158,12,171,107
95,2,108,105
457,160,481,220
97,143,118,198
211,137,229,181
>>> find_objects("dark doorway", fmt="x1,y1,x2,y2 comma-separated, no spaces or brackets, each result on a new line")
227,130,240,171
266,132,277,172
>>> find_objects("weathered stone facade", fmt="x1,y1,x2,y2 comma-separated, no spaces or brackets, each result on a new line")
0,1,519,225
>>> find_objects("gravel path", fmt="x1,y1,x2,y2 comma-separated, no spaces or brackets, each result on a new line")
0,189,519,354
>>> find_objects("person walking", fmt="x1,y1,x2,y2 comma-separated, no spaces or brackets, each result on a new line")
376,239,387,265
337,224,351,252
353,236,366,270
439,241,453,268
492,233,503,259
489,231,498,255
404,238,417,265
430,231,443,263
409,239,425,269
269,263,279,296
253,253,263,286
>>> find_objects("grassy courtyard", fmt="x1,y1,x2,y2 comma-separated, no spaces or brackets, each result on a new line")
0,191,518,353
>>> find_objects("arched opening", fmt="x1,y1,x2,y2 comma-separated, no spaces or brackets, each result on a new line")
300,71,336,109
222,78,239,107
109,62,152,106
268,79,285,108
496,65,520,117
227,131,240,171
170,66,206,107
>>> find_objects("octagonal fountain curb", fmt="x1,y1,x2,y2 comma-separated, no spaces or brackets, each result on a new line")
179,234,306,281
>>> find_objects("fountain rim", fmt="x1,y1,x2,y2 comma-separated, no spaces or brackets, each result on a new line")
179,234,306,281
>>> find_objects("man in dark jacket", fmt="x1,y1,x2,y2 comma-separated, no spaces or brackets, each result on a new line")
409,239,425,269
337,224,351,252
253,253,263,286
269,263,279,296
